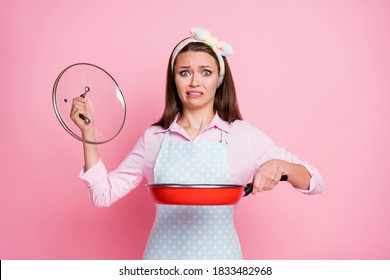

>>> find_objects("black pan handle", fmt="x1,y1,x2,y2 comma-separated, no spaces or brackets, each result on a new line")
243,174,288,197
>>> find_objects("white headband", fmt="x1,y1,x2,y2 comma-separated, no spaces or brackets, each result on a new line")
171,27,233,85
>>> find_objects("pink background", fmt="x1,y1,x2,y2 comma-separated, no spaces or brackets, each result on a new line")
1,0,389,259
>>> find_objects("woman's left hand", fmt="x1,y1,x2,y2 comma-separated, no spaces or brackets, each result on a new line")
251,159,288,194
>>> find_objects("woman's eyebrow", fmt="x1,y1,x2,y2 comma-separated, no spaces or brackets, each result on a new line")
176,65,215,70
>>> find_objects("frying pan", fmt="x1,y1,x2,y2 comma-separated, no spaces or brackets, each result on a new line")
148,175,288,205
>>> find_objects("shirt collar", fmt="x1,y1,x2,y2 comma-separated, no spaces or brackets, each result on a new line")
154,113,230,134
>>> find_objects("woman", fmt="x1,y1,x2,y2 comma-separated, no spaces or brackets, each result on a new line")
71,27,323,260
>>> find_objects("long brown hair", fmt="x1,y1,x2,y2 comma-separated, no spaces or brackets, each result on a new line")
153,41,242,128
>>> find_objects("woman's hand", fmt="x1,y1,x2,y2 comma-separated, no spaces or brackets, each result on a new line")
70,96,100,170
251,159,287,194
70,96,98,145
70,96,94,133
251,159,311,194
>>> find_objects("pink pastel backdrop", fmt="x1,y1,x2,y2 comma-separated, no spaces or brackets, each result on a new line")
1,0,389,259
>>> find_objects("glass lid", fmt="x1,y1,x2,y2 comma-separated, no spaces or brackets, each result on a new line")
52,63,126,144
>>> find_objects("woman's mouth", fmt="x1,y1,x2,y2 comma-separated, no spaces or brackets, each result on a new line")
186,91,203,97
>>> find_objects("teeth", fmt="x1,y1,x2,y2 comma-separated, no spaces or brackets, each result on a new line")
187,92,202,96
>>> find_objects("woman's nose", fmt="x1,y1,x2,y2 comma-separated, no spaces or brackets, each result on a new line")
190,73,200,86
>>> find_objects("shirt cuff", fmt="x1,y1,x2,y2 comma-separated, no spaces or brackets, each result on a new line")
78,159,107,187
296,163,324,194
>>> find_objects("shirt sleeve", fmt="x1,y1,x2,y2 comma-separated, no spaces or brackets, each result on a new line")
247,122,324,194
79,131,147,207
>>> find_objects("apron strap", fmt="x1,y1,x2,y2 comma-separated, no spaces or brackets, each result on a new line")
163,131,170,144
221,130,227,144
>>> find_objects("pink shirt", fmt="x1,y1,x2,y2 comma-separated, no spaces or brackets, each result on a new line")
80,114,323,207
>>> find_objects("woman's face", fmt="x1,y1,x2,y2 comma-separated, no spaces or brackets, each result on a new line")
174,51,219,112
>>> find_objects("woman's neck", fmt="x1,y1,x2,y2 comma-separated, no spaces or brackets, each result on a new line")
177,109,215,140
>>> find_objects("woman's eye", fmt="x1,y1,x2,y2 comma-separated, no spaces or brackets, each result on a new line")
179,70,190,77
202,70,211,76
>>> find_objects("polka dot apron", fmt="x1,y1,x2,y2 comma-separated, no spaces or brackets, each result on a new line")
143,131,243,260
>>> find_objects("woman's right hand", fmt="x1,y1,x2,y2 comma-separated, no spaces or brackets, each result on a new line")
70,96,95,135
70,96,100,170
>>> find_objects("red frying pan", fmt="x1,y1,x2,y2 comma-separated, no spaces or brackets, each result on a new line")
148,175,288,205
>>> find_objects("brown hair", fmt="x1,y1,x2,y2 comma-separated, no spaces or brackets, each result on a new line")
153,41,243,128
